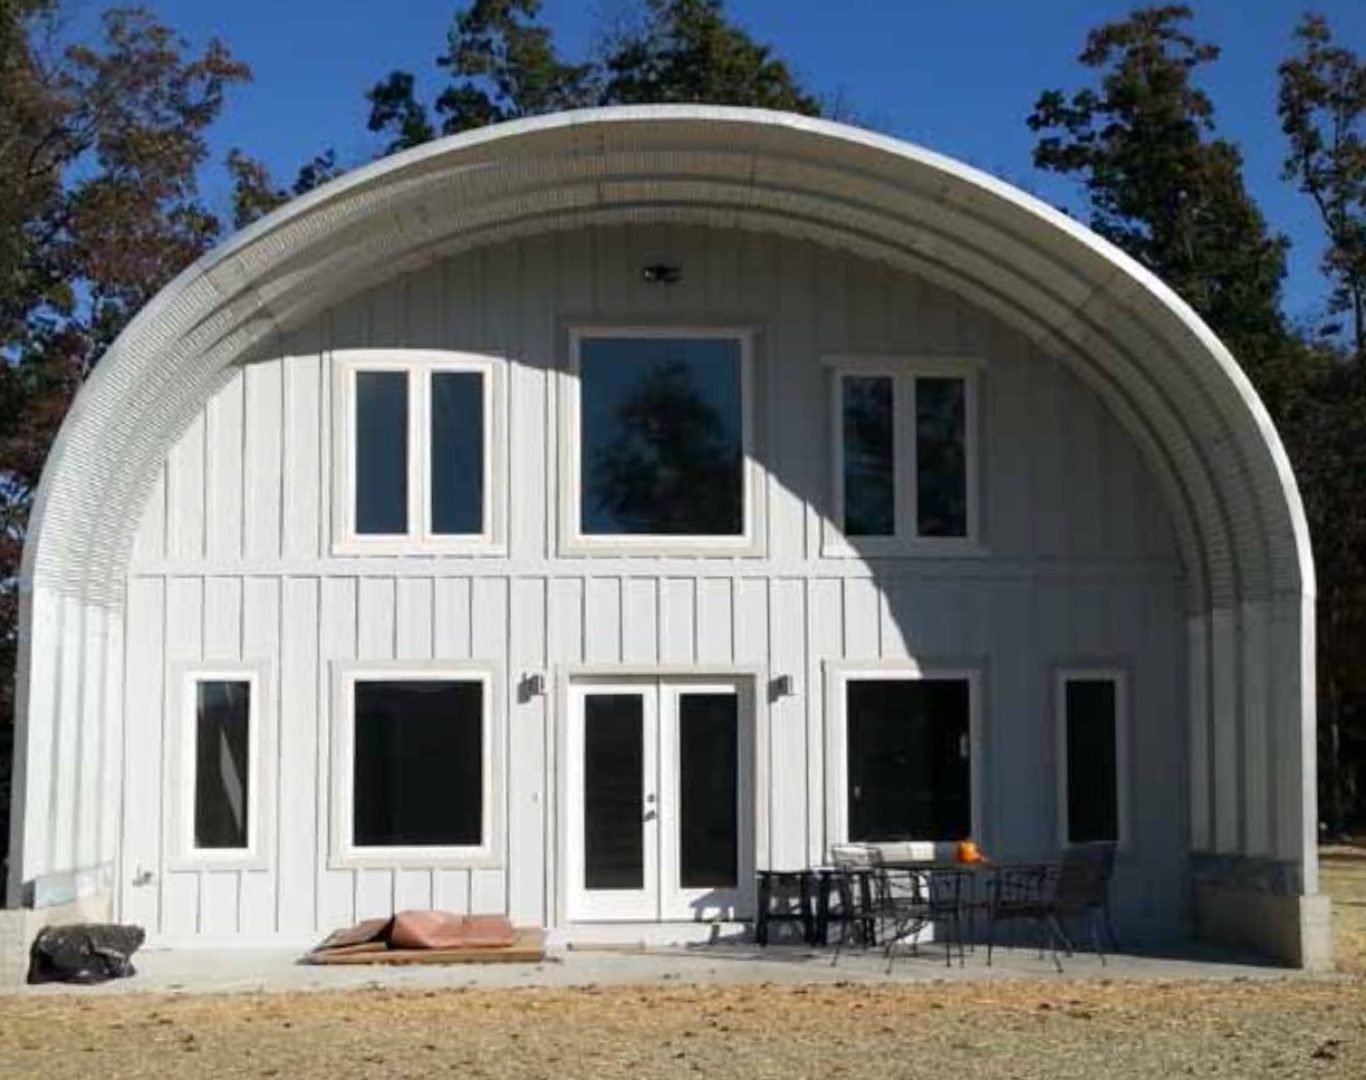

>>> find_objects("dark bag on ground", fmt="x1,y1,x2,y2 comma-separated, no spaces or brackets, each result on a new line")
27,923,145,985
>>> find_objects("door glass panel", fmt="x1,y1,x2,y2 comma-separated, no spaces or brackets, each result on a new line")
584,694,645,890
355,370,409,534
194,680,251,849
579,336,744,535
842,375,895,536
678,693,738,888
352,680,483,847
915,376,968,537
1065,679,1119,843
847,678,970,841
430,370,484,534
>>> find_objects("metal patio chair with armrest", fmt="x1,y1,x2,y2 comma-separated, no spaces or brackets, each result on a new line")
985,841,1117,972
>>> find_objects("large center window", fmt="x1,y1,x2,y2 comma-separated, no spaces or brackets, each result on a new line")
566,330,757,553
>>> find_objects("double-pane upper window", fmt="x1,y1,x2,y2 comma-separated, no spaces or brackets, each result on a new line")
566,330,757,553
338,351,501,553
829,360,978,552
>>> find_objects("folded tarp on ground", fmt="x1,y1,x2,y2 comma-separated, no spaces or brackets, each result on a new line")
305,911,543,965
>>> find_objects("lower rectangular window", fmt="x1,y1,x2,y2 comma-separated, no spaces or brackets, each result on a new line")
845,676,972,842
351,678,484,849
1058,672,1126,846
194,679,253,851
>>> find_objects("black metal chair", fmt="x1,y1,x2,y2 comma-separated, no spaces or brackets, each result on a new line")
985,842,1118,972
829,845,966,971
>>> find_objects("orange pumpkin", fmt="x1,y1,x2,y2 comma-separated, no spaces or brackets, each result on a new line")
955,839,988,864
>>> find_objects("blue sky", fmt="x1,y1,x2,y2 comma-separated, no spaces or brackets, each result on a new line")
69,0,1366,322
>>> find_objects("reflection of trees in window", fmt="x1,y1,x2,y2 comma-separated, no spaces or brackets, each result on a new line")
843,376,894,536
916,377,967,537
588,360,743,535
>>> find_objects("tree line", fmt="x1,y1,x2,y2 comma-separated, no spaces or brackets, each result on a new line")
1,1,1363,876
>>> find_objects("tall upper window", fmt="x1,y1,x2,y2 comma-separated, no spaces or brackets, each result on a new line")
335,350,503,553
826,359,979,554
1056,670,1129,847
565,329,759,553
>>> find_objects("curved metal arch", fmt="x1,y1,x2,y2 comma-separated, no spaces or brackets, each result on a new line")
22,106,1311,621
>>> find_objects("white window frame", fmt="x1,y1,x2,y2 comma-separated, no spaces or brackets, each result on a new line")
823,660,984,849
823,355,982,557
330,661,502,869
331,349,507,555
560,326,764,556
1055,667,1130,850
168,662,273,871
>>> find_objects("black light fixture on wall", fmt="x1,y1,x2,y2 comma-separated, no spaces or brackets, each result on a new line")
641,263,682,285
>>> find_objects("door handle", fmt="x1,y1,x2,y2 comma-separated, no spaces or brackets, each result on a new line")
646,793,657,804
643,809,657,822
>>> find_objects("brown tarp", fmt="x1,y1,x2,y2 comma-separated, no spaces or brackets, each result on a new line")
311,911,518,954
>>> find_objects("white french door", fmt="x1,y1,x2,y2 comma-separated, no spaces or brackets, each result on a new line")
566,678,753,922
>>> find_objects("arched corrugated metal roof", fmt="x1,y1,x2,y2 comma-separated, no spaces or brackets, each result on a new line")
22,105,1312,618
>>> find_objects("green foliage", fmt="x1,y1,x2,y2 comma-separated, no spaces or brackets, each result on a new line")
226,147,341,230
1028,4,1292,400
1278,13,1365,358
600,0,821,114
367,0,821,153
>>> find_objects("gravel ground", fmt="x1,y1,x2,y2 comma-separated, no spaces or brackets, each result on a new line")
3,851,1364,1079
2,976,1364,1078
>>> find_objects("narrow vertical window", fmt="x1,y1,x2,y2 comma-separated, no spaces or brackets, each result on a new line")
354,370,409,534
915,376,968,537
842,375,895,537
430,370,484,535
1062,676,1121,845
194,679,252,850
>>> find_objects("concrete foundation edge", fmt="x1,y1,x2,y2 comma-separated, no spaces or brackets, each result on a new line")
1194,883,1333,971
0,893,113,987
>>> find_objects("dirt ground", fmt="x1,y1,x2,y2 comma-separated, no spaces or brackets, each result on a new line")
3,851,1366,1080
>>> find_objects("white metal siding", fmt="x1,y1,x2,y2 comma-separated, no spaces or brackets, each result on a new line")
118,224,1187,941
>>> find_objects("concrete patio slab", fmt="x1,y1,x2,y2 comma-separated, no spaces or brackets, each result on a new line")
5,941,1296,997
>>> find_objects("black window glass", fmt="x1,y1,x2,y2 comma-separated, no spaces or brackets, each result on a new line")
916,376,968,537
1065,679,1119,844
583,694,645,890
842,375,895,536
355,370,408,534
430,370,484,534
678,693,739,889
353,680,482,847
580,337,744,535
195,680,251,849
847,678,970,841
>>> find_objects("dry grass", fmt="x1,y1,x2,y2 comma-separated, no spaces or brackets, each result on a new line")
1323,845,1366,974
3,853,1366,1079
3,977,1365,1079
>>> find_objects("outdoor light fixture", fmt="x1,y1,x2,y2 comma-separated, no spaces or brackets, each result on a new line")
770,674,795,699
641,263,682,284
519,673,546,701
